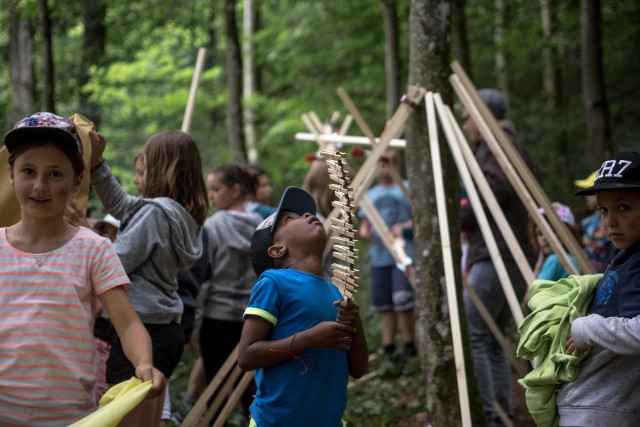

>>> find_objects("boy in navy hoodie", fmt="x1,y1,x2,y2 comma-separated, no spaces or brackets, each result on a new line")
558,152,640,426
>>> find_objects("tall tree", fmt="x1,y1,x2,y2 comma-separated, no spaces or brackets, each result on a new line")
494,0,508,99
243,0,258,164
80,1,106,127
8,0,35,119
381,0,400,119
581,0,613,168
224,0,246,163
405,0,484,425
540,0,562,108
38,0,55,112
451,0,472,77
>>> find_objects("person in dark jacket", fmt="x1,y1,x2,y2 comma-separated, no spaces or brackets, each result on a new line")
460,89,541,427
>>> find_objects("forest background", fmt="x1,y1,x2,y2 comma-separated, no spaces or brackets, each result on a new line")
1,0,639,425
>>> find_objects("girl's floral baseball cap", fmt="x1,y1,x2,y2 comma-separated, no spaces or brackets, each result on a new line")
3,112,83,155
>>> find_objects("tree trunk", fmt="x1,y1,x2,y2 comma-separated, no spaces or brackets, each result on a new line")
224,0,247,163
406,1,484,425
9,0,35,119
38,0,55,112
494,0,509,100
80,1,106,127
243,0,258,164
540,0,562,108
381,0,400,119
452,0,472,78
580,0,614,168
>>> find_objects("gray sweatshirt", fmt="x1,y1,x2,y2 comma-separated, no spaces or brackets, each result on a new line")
91,162,203,324
557,244,640,426
201,210,262,321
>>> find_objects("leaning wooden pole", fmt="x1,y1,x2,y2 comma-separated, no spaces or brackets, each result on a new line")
182,47,207,133
425,92,472,427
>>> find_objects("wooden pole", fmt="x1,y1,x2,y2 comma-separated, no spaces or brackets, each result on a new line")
182,47,206,133
450,61,594,275
180,345,239,427
295,132,406,148
210,372,255,427
336,86,378,145
425,92,472,427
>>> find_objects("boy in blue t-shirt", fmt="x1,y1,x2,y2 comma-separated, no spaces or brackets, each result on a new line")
558,152,640,426
239,186,369,427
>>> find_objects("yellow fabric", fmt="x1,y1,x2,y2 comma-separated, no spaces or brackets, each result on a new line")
574,170,599,189
68,377,152,427
0,113,94,227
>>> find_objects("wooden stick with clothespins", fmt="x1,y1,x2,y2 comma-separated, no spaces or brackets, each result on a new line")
321,149,360,300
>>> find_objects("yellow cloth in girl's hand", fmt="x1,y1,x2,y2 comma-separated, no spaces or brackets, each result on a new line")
68,377,152,427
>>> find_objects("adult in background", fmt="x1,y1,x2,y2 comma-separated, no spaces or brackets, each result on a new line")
460,89,541,426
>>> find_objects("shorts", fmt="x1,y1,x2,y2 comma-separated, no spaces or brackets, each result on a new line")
106,322,185,384
370,265,415,312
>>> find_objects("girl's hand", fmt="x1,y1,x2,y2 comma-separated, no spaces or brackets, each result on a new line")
135,364,167,398
90,130,107,169
566,334,583,357
65,200,91,228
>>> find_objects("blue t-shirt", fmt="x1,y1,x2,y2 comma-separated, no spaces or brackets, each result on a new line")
537,254,578,282
360,182,413,267
243,269,348,427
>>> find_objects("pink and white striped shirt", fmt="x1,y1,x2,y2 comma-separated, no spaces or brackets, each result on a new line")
0,226,129,426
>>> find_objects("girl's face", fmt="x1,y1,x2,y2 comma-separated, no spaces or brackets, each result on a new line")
597,189,640,250
535,227,553,256
207,173,238,211
256,174,272,205
133,156,146,195
11,143,81,221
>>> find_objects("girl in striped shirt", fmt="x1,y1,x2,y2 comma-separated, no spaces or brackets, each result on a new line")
0,112,165,426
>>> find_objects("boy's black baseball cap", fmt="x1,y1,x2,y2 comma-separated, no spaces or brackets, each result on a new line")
250,186,317,277
575,152,640,196
3,112,83,155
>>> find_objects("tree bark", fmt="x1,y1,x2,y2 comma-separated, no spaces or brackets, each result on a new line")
243,0,258,164
38,0,55,112
406,1,484,425
224,0,247,163
80,1,107,127
540,0,563,108
494,0,509,100
381,0,400,119
580,0,614,168
9,0,35,119
452,0,472,78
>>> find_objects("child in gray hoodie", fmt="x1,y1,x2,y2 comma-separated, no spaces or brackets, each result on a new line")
90,130,208,427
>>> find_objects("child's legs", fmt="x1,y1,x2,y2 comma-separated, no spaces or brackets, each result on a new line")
118,388,166,427
380,311,398,347
389,266,416,343
371,266,396,347
187,356,206,398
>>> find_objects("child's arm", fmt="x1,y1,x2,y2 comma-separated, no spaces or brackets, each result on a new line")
335,300,369,379
237,315,357,372
99,286,166,397
566,314,640,356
